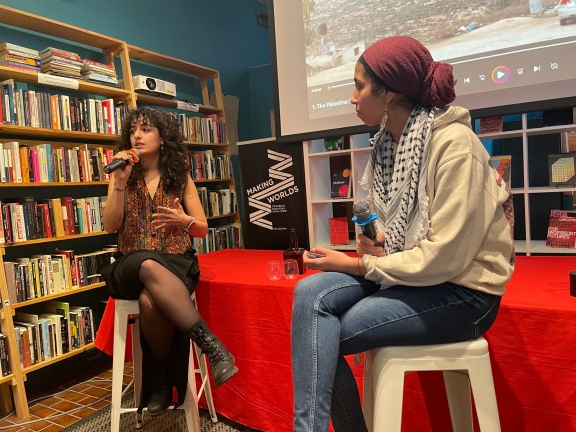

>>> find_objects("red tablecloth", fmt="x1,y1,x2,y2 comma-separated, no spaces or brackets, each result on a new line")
96,250,576,432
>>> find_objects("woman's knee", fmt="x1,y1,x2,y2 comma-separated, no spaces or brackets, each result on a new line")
139,259,161,282
293,272,352,309
293,273,327,306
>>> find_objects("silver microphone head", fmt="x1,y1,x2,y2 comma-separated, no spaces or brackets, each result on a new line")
353,200,371,220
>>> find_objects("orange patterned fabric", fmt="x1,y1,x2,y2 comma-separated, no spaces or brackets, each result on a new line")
118,177,191,254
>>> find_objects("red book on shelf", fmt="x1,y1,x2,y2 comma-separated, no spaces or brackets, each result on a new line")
329,217,349,246
545,210,576,248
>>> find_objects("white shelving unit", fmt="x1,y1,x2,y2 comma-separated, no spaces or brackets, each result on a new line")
477,113,576,255
303,113,576,255
303,133,371,250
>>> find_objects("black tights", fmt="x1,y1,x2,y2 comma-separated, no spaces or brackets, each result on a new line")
138,259,201,359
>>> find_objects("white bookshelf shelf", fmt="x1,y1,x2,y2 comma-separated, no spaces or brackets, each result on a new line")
304,114,576,255
309,149,353,158
515,240,576,254
304,133,371,249
477,123,576,140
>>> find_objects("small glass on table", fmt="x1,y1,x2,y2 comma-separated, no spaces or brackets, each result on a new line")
266,261,283,281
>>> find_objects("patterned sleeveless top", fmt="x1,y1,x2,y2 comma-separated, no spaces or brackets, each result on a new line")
118,176,192,254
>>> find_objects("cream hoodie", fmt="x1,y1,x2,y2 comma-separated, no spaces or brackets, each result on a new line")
362,106,514,296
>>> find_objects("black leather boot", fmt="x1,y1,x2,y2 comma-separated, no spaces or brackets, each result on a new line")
187,320,238,386
147,358,173,416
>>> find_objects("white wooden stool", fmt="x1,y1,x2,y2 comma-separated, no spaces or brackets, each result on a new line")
111,294,217,431
363,337,501,432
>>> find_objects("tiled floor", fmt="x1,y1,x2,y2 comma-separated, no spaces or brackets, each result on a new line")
0,356,125,431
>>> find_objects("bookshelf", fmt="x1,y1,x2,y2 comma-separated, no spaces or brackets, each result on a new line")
476,114,576,255
303,133,371,251
124,43,241,252
303,114,576,256
0,3,243,418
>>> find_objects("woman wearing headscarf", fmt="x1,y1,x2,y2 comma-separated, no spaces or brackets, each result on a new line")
291,36,514,432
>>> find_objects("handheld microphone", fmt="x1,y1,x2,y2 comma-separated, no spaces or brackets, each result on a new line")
103,149,140,174
352,200,384,247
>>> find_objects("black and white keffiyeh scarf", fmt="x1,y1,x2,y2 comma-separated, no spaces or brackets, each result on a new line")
360,106,437,256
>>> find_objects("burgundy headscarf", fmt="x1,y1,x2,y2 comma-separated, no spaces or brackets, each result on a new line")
361,36,456,108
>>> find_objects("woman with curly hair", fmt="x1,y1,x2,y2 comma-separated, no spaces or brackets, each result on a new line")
101,108,237,417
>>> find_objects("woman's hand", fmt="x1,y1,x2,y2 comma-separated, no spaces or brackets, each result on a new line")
357,232,386,258
152,198,191,230
111,150,135,186
303,247,359,275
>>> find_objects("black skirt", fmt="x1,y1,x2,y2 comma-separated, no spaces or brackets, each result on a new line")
100,247,201,410
101,246,200,299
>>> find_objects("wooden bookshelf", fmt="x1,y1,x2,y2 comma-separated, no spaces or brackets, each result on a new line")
0,374,15,386
127,45,218,79
0,124,119,142
12,282,106,308
2,232,113,248
135,93,222,114
0,181,109,188
22,343,95,375
0,66,131,99
0,4,243,419
0,6,121,49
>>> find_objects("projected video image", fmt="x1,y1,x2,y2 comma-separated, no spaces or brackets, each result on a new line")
305,0,576,120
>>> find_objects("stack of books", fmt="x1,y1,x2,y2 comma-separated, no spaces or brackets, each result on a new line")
39,47,83,79
0,43,40,73
80,60,119,88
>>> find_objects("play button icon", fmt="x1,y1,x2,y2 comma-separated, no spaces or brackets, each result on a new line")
491,66,511,84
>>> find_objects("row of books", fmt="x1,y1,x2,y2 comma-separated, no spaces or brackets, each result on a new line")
0,142,113,184
0,195,107,243
1,140,239,185
173,112,226,144
0,42,41,73
189,151,233,181
42,47,119,87
40,47,82,80
4,247,114,304
194,224,242,254
197,187,237,218
13,303,96,370
1,43,119,88
1,79,127,134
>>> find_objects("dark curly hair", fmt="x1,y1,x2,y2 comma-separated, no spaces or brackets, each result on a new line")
115,108,189,191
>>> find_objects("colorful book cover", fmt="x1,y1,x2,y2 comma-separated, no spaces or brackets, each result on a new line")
490,155,512,189
331,168,351,199
329,217,349,245
548,153,576,187
324,136,348,152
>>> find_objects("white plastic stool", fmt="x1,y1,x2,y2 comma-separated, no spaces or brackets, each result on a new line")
111,294,217,432
363,337,501,432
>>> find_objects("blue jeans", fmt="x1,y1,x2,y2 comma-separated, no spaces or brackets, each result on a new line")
291,272,501,432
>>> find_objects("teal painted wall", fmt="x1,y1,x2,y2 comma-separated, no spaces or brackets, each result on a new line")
0,0,272,141
249,63,274,139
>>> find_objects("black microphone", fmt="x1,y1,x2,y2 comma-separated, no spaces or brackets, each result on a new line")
352,200,384,247
103,149,140,174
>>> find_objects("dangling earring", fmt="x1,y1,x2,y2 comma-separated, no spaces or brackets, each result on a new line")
160,143,164,150
380,105,388,129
